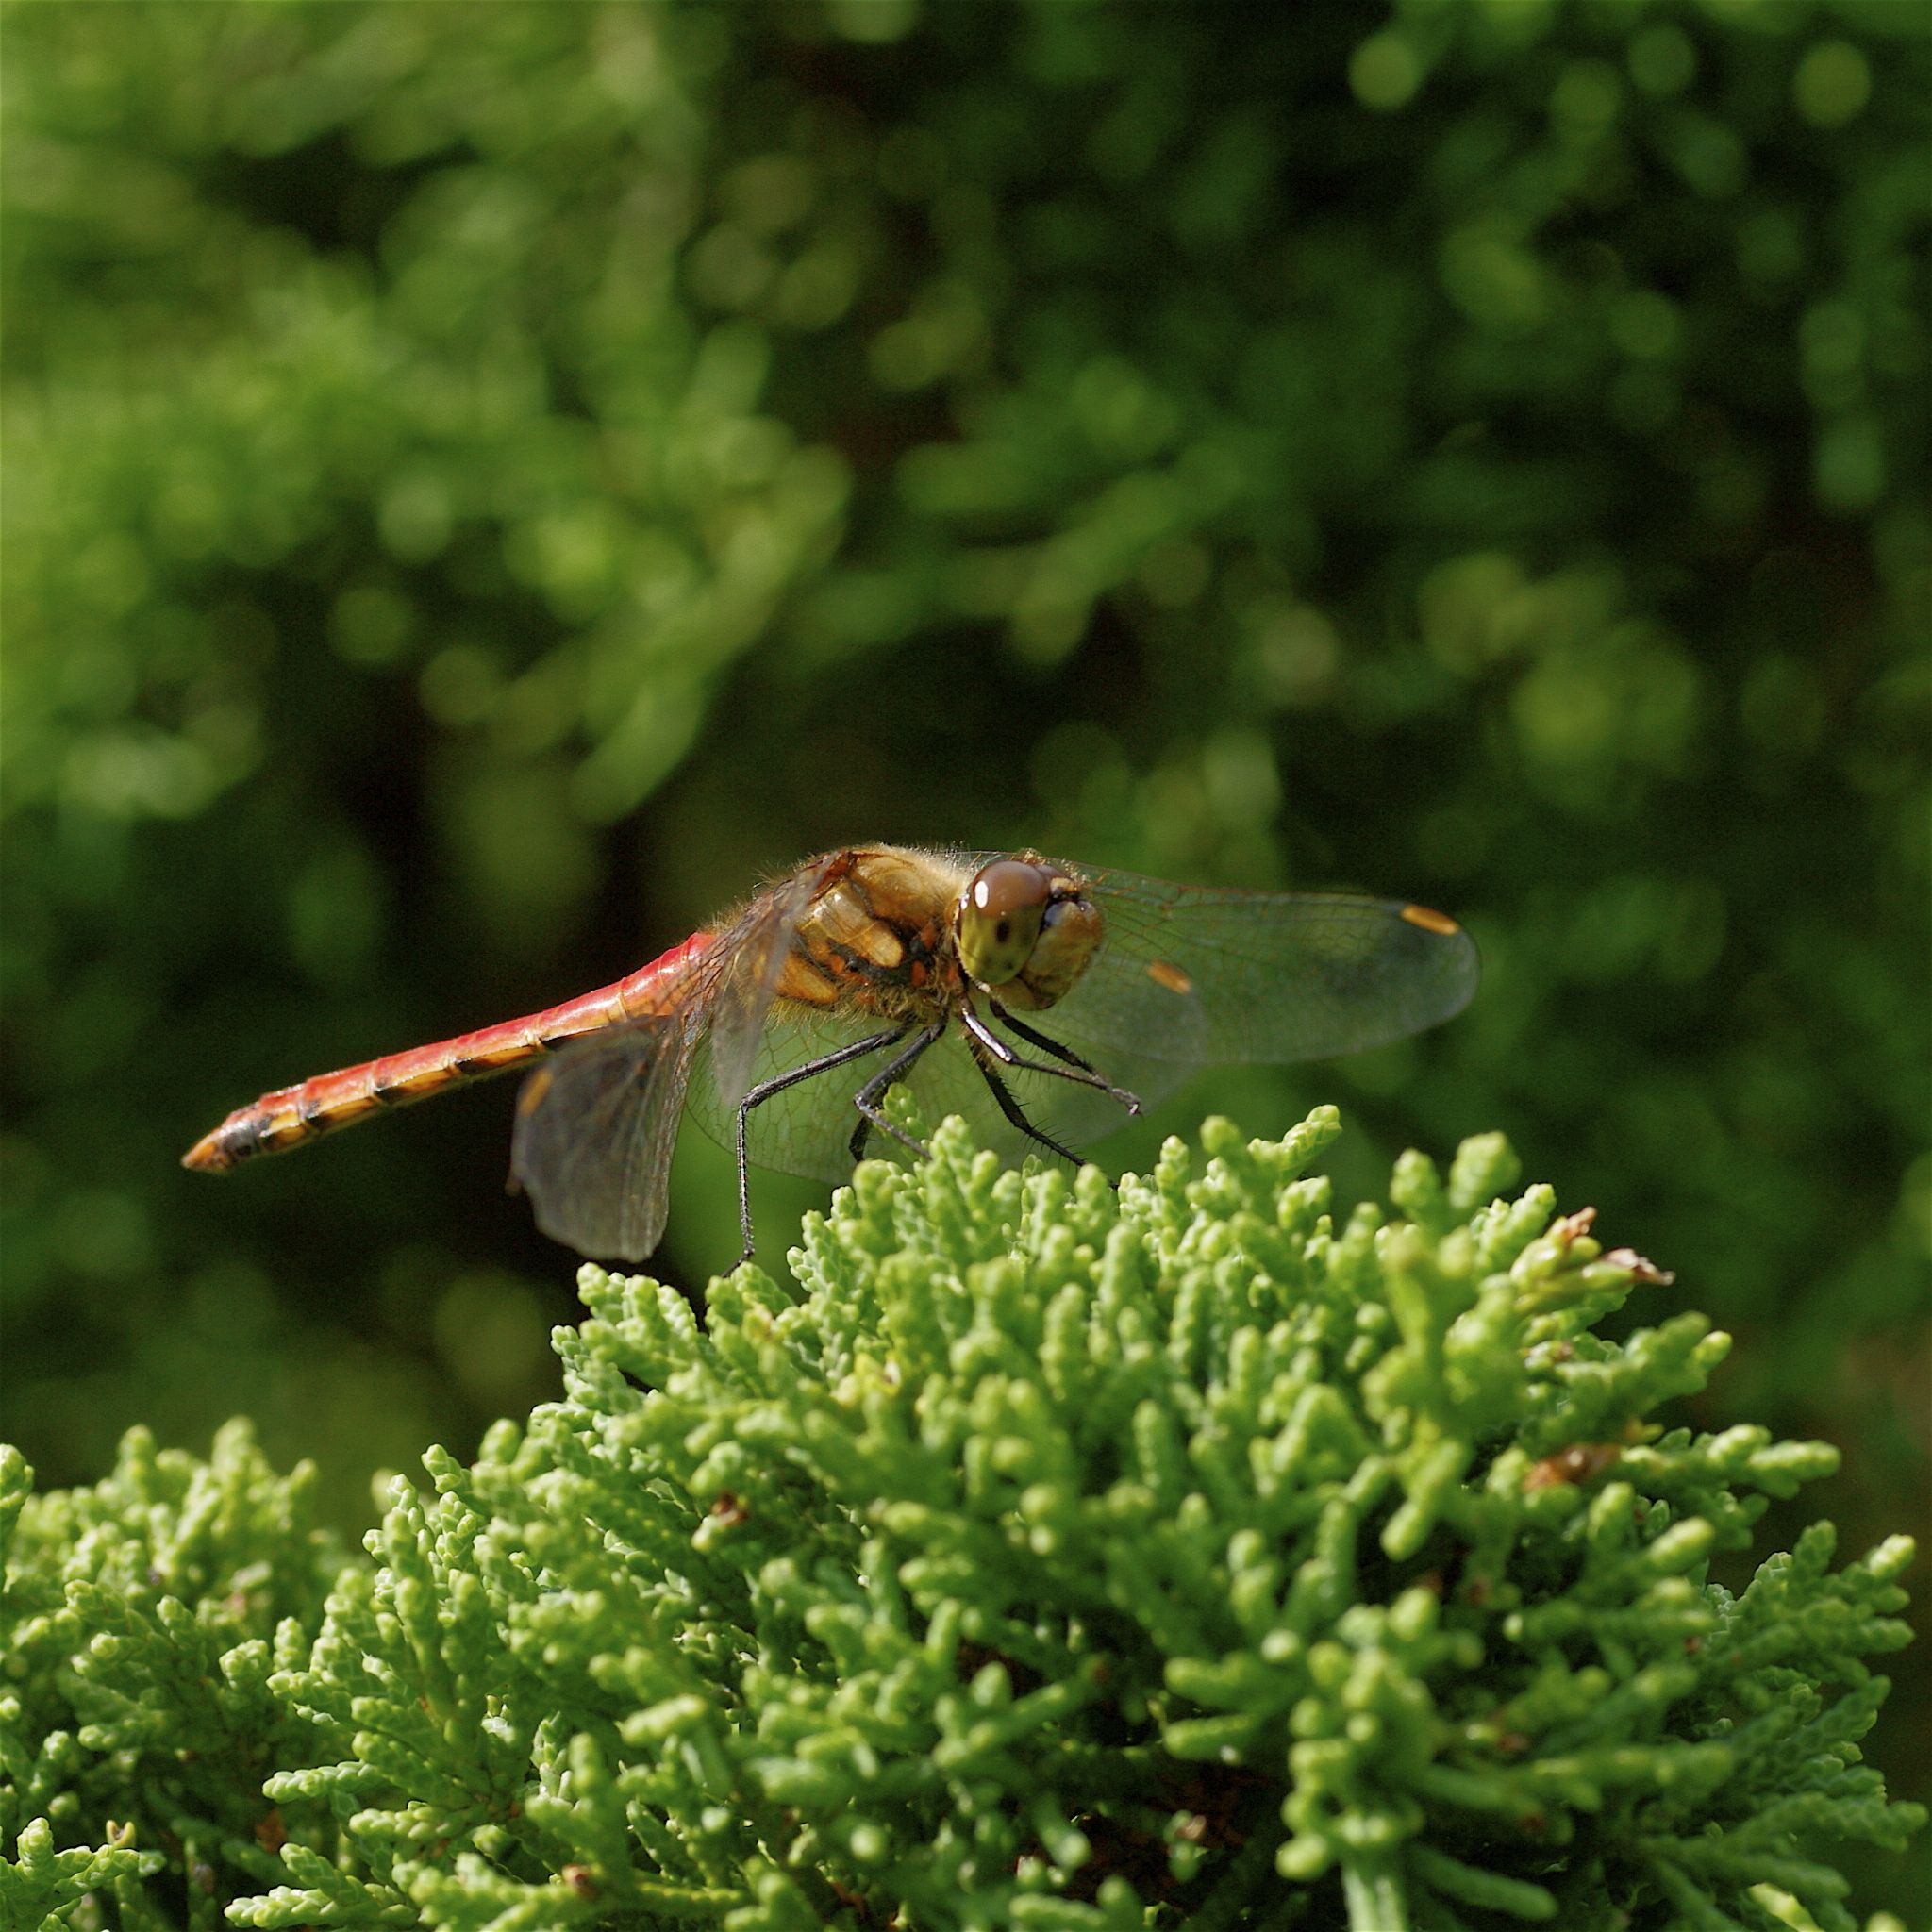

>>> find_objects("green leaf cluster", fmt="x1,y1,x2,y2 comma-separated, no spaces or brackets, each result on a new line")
5,1113,1921,1929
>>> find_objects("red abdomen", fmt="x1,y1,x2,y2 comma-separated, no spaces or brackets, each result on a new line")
182,932,711,1173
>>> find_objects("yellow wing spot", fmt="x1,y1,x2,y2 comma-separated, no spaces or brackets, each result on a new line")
1146,959,1193,995
518,1067,554,1116
1400,903,1460,937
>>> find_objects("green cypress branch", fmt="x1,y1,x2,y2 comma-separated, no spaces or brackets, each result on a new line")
2,1110,1923,1929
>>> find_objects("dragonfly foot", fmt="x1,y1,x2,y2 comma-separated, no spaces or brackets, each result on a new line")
851,1112,930,1165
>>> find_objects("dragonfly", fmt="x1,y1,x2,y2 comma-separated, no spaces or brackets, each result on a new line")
184,845,1479,1264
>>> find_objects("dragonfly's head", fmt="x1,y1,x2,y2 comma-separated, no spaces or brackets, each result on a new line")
955,857,1103,1012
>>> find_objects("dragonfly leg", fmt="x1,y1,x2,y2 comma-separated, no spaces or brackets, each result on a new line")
963,1035,1084,1166
966,1004,1141,1116
849,1020,947,1165
733,1026,906,1269
987,1000,1098,1074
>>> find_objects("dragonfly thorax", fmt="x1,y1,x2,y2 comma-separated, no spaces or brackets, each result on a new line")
954,857,1104,1013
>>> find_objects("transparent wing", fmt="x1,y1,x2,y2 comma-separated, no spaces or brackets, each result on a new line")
685,1002,903,1185
684,858,1478,1185
993,858,1480,1070
699,862,827,1112
892,1021,1186,1163
683,999,1183,1179
508,1012,695,1262
508,859,865,1253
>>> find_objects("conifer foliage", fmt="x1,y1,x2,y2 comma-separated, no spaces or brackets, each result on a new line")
3,1110,1922,1928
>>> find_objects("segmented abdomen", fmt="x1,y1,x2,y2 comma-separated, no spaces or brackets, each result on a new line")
181,933,711,1173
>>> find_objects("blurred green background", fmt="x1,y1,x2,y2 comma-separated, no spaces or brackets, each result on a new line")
3,0,1925,1908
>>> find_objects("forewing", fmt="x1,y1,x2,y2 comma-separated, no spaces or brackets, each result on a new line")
700,863,826,1114
684,1002,901,1185
509,1013,694,1261
895,1025,1185,1162
685,1000,1180,1177
1017,861,1480,1069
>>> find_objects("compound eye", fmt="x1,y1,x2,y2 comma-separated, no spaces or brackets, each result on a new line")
958,859,1052,987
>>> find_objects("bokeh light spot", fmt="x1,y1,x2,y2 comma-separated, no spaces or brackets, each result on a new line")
1350,32,1423,112
1793,41,1872,128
